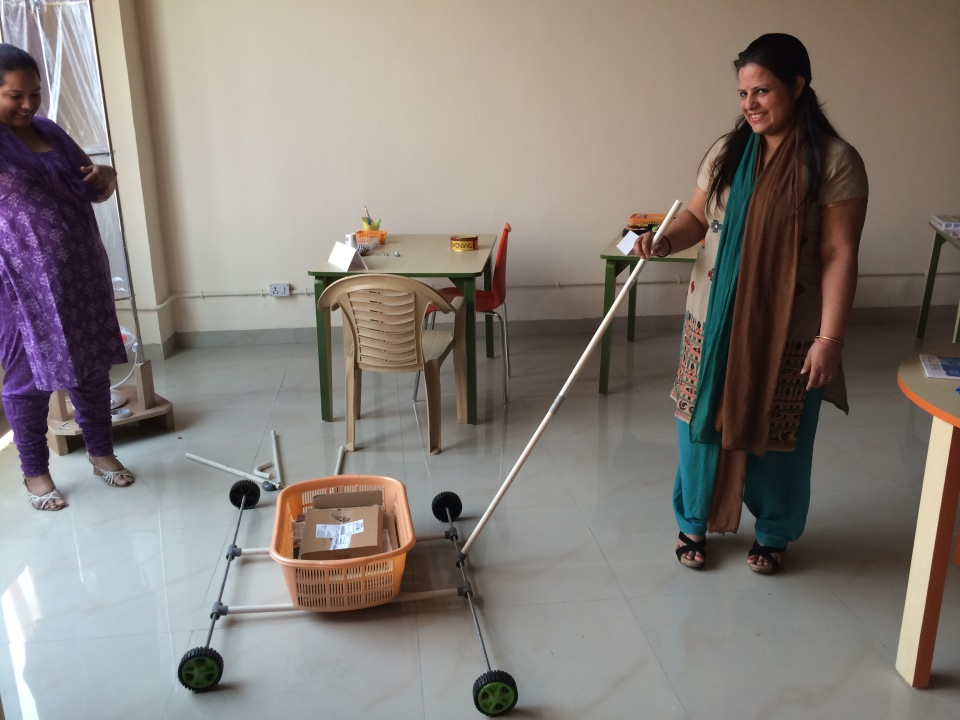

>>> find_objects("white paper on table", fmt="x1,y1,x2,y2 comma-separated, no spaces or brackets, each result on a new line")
616,230,639,255
328,241,368,271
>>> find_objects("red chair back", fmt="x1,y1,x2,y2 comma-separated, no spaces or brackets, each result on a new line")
489,223,511,306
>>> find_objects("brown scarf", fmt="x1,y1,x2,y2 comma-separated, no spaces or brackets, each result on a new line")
707,125,806,532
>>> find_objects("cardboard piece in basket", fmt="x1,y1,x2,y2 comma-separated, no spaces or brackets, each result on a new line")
299,490,384,560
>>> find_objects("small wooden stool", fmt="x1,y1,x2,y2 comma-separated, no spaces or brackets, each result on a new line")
47,360,175,455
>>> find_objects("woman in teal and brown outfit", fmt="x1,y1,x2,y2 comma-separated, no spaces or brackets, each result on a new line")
634,33,868,574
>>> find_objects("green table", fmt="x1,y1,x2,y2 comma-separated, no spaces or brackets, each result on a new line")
309,233,495,425
917,222,960,342
598,234,698,393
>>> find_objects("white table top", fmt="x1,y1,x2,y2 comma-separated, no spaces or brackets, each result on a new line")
898,344,960,427
309,233,496,278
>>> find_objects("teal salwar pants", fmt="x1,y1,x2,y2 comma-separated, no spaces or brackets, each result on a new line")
673,388,823,548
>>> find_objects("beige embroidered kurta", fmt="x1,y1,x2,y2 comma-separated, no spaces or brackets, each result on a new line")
671,135,869,450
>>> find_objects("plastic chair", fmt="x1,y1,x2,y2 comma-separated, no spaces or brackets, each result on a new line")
416,222,512,403
317,274,466,454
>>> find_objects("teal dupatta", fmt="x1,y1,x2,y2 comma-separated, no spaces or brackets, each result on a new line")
686,132,760,519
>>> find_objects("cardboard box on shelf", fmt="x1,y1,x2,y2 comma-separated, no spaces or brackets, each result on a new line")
299,490,385,560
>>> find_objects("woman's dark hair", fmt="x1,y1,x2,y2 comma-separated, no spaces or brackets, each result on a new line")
0,43,40,85
707,33,841,210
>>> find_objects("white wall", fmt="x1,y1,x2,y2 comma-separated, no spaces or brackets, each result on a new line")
118,0,960,341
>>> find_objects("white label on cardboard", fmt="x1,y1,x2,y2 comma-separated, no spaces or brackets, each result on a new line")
616,230,639,255
328,241,368,271
315,519,365,549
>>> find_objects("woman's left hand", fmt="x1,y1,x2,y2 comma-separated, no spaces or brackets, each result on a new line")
800,340,842,390
81,164,118,201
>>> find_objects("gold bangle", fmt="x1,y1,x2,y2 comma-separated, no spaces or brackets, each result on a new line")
814,334,844,348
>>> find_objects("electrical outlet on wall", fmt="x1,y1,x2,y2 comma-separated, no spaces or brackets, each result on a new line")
269,283,291,297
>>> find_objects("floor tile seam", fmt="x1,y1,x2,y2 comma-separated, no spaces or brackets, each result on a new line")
573,501,630,603
412,608,430,715
622,574,863,601
623,599,696,720
621,584,727,602
822,581,905,657
0,628,183,647
174,530,256,619
463,594,629,613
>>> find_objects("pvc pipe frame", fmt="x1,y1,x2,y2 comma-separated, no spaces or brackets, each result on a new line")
185,430,285,487
270,430,285,488
460,200,684,557
185,453,263,483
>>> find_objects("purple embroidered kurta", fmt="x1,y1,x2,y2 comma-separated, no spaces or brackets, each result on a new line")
0,115,126,391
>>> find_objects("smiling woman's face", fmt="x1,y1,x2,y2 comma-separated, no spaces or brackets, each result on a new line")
0,68,42,130
737,62,803,147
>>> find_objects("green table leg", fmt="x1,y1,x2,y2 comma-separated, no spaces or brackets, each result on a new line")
918,232,946,339
600,259,629,394
314,277,334,422
627,271,638,342
454,277,479,424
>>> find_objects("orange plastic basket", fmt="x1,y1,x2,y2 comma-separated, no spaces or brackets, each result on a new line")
356,229,387,245
270,475,415,611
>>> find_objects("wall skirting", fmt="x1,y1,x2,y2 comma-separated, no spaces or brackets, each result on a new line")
138,304,952,360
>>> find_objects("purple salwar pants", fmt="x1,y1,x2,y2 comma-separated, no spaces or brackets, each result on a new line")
1,324,114,477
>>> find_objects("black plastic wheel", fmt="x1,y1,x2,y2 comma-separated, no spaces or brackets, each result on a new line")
431,490,462,522
177,646,224,692
472,669,518,716
229,479,260,509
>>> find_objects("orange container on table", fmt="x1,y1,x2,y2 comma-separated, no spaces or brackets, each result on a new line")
628,213,667,232
357,229,387,245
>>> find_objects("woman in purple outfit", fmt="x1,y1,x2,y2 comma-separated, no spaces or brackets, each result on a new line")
0,43,134,511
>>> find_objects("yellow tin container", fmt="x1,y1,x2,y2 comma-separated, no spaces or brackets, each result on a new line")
450,235,478,251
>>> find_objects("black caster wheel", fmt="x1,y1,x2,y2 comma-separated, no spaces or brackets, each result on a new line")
431,490,462,522
177,646,224,692
473,669,518,717
229,479,260,509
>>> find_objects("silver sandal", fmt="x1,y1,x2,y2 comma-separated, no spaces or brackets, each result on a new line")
88,454,135,487
23,476,68,511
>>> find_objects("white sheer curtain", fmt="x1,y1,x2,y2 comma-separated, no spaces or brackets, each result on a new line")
0,0,131,302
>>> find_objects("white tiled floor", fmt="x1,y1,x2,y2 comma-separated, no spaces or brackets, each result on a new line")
1,314,959,719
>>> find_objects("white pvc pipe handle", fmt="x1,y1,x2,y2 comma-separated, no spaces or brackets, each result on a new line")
185,453,264,483
271,430,285,488
461,199,683,557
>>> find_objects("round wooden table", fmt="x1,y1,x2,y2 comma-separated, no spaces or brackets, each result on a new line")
896,348,960,687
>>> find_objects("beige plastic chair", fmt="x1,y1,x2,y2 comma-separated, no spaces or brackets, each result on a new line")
317,274,467,454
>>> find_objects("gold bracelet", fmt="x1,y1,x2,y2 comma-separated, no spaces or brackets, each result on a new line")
814,334,844,348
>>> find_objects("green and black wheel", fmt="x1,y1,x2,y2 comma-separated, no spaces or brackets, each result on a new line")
431,490,462,522
177,646,224,692
228,479,260,509
473,669,518,717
